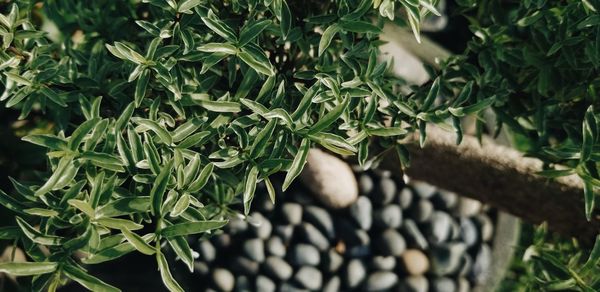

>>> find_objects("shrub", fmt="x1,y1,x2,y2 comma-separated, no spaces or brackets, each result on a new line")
0,0,599,291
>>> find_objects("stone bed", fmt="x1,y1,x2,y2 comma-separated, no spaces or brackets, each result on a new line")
187,168,496,292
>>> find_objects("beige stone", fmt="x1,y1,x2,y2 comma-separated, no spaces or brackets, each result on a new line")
300,148,358,209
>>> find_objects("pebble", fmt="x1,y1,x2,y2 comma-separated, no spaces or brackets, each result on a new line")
458,254,473,276
198,240,216,262
455,197,482,217
373,204,403,229
373,177,397,205
474,214,494,242
376,229,406,256
249,212,272,239
230,257,259,275
299,148,358,209
212,233,232,249
235,275,251,292
358,174,374,195
294,266,323,290
397,188,414,209
411,181,437,198
457,277,470,292
255,275,276,292
371,255,396,271
366,271,398,291
194,261,210,276
279,283,307,292
459,218,479,247
264,256,293,281
430,242,467,276
431,277,457,292
411,199,433,223
345,259,367,289
304,206,335,239
300,223,330,251
400,249,429,275
449,220,461,241
432,190,458,210
402,219,429,249
291,189,315,205
323,276,341,292
471,244,492,284
426,211,453,244
282,203,303,225
212,268,235,292
243,238,265,263
291,244,321,266
274,225,294,243
266,236,286,257
350,196,373,230
398,275,428,292
325,249,344,272
226,217,248,235
255,194,275,213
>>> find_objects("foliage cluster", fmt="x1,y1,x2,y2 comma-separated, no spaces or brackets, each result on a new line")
0,0,599,291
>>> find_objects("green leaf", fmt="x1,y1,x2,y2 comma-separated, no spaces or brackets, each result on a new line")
97,197,151,217
171,118,203,142
68,199,96,218
239,20,272,47
167,236,194,272
367,126,408,137
34,156,75,197
194,99,242,113
238,50,275,76
339,20,381,33
156,251,184,292
461,97,495,115
280,0,292,39
187,163,213,193
282,138,310,191
80,152,123,167
250,120,277,158
22,134,67,150
342,0,373,20
68,118,101,150
453,81,473,107
243,165,259,215
39,87,67,107
16,217,64,246
177,0,202,12
584,180,595,221
419,0,442,16
122,229,155,255
582,106,596,162
4,72,32,86
160,220,228,237
83,241,139,264
176,131,211,149
264,176,276,204
240,98,269,115
197,43,238,54
135,69,150,107
137,119,173,145
63,263,121,292
536,168,576,178
96,217,144,231
422,77,440,111
170,193,190,217
0,262,58,276
309,96,350,134
200,9,237,43
319,24,341,56
151,160,174,216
